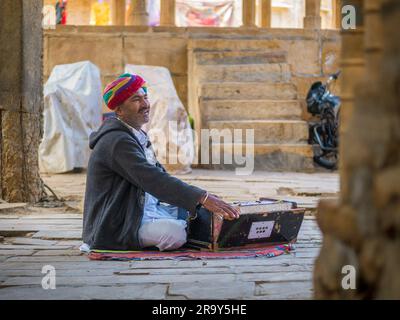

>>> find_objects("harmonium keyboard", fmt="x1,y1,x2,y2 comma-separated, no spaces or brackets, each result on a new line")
187,198,305,251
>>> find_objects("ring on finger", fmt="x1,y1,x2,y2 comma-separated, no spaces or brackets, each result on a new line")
215,212,224,220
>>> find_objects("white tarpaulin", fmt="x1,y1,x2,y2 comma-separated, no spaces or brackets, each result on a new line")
39,61,103,173
176,0,241,27
125,64,194,174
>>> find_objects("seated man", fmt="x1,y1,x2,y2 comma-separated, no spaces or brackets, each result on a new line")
82,73,240,252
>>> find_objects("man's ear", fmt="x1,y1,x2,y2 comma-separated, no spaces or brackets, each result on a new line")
114,105,122,116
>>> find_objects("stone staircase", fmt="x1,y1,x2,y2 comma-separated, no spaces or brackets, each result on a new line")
188,40,314,171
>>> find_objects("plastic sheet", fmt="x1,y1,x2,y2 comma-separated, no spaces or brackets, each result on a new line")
125,64,195,174
176,0,240,27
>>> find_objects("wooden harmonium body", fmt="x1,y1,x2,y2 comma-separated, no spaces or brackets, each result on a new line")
187,199,305,251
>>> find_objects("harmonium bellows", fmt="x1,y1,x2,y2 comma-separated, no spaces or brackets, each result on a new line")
187,198,305,251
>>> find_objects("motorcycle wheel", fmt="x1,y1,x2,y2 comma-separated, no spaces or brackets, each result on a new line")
313,108,339,170
314,152,338,170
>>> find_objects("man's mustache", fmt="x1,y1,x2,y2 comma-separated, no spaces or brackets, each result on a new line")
139,106,150,113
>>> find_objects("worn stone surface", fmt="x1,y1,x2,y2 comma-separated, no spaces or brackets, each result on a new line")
0,1,22,112
0,284,168,300
1,110,25,202
207,143,314,172
255,281,313,299
46,35,124,77
200,83,298,101
40,169,339,209
322,37,342,75
0,0,44,203
201,100,302,122
168,282,255,300
124,36,188,75
1,111,44,203
197,63,291,83
277,39,321,75
207,120,309,144
21,0,43,114
0,170,337,299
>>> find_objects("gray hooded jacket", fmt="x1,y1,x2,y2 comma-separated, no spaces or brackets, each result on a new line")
82,117,205,250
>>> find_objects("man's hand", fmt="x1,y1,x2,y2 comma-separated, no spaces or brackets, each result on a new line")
199,192,240,221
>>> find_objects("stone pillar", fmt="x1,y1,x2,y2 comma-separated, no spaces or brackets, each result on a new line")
333,0,342,29
363,0,383,81
261,0,272,28
0,0,44,202
337,0,365,142
127,0,149,26
304,0,322,29
242,0,256,27
313,0,365,299
160,0,175,26
315,0,400,299
111,0,126,25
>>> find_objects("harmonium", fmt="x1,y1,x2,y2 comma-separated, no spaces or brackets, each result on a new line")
187,198,305,251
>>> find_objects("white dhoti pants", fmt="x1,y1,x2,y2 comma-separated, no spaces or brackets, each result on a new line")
138,219,187,251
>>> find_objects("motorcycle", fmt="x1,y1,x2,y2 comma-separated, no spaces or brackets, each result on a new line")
306,71,341,170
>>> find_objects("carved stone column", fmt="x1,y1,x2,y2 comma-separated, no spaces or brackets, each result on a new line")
111,0,126,25
333,0,342,29
127,0,149,26
304,0,322,29
261,0,272,28
160,0,175,26
242,0,256,27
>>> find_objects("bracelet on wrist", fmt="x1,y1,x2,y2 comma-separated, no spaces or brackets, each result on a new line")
202,191,209,205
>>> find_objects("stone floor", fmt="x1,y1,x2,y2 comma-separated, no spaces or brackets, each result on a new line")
0,169,339,300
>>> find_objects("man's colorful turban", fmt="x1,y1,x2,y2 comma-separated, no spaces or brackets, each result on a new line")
103,73,147,110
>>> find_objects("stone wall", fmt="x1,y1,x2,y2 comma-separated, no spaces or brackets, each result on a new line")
314,0,400,299
0,0,44,202
43,26,341,114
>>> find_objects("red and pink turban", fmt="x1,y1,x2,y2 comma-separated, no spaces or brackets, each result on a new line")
103,73,147,110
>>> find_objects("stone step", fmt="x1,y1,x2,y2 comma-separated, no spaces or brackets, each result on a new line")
201,99,302,121
206,120,309,144
189,38,288,52
204,143,314,172
195,50,287,65
197,63,291,83
200,82,297,100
